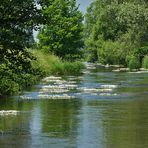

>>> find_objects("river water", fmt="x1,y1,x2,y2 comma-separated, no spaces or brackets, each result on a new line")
0,63,148,148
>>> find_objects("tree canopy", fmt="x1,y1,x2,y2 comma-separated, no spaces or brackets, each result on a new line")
0,0,42,72
38,0,84,61
84,0,148,65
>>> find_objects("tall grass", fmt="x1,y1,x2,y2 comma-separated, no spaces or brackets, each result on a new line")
31,50,84,76
31,50,60,75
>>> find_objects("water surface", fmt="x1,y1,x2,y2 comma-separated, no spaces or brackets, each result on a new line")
0,63,148,148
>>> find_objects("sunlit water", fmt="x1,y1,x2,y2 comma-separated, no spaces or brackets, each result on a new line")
0,63,148,148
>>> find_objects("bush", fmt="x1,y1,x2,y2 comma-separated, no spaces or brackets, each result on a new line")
31,50,84,76
31,50,60,75
0,64,19,97
0,77,19,97
0,61,39,97
62,61,85,75
142,55,148,69
128,56,140,70
97,40,125,65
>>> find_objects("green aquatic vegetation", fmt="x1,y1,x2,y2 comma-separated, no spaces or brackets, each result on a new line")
0,50,84,97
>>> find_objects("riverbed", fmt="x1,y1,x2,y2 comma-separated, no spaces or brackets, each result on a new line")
0,63,148,148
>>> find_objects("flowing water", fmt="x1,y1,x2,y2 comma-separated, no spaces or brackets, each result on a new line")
0,63,148,148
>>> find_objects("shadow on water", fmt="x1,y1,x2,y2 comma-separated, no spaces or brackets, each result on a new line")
0,63,148,148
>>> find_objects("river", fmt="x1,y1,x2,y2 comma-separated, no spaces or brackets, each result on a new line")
0,63,148,148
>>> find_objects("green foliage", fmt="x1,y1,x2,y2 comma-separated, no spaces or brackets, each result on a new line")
0,64,19,96
0,63,39,97
84,0,148,66
31,50,61,75
38,0,84,61
128,56,140,71
0,0,84,97
86,49,98,62
0,0,42,97
97,40,125,65
0,78,19,97
142,56,148,69
50,61,84,75
31,50,84,76
0,0,40,60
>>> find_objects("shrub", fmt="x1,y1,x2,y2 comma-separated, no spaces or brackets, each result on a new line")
142,55,148,69
31,50,84,76
0,61,39,97
62,61,85,75
0,78,19,97
0,64,19,97
128,56,140,70
31,50,60,75
97,40,125,65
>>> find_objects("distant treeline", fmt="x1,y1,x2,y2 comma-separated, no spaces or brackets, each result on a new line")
84,0,148,69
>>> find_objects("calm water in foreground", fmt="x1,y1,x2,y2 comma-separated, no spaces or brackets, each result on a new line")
0,63,148,148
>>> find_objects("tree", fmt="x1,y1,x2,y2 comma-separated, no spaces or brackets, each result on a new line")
38,0,83,61
0,0,41,71
84,0,148,66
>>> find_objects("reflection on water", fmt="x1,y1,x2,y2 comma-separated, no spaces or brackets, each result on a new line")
0,63,148,148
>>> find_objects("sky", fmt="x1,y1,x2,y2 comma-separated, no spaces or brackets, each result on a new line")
76,0,93,14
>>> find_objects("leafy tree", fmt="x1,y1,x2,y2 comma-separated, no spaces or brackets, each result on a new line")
84,0,148,66
38,0,83,61
0,0,41,97
0,0,41,71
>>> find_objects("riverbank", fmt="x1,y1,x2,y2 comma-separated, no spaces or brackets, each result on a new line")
31,50,85,76
95,63,148,72
0,50,84,98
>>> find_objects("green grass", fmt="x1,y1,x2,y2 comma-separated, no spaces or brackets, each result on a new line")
31,50,84,76
31,50,60,75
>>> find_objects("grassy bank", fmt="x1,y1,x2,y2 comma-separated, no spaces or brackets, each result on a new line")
31,50,85,76
0,50,84,98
